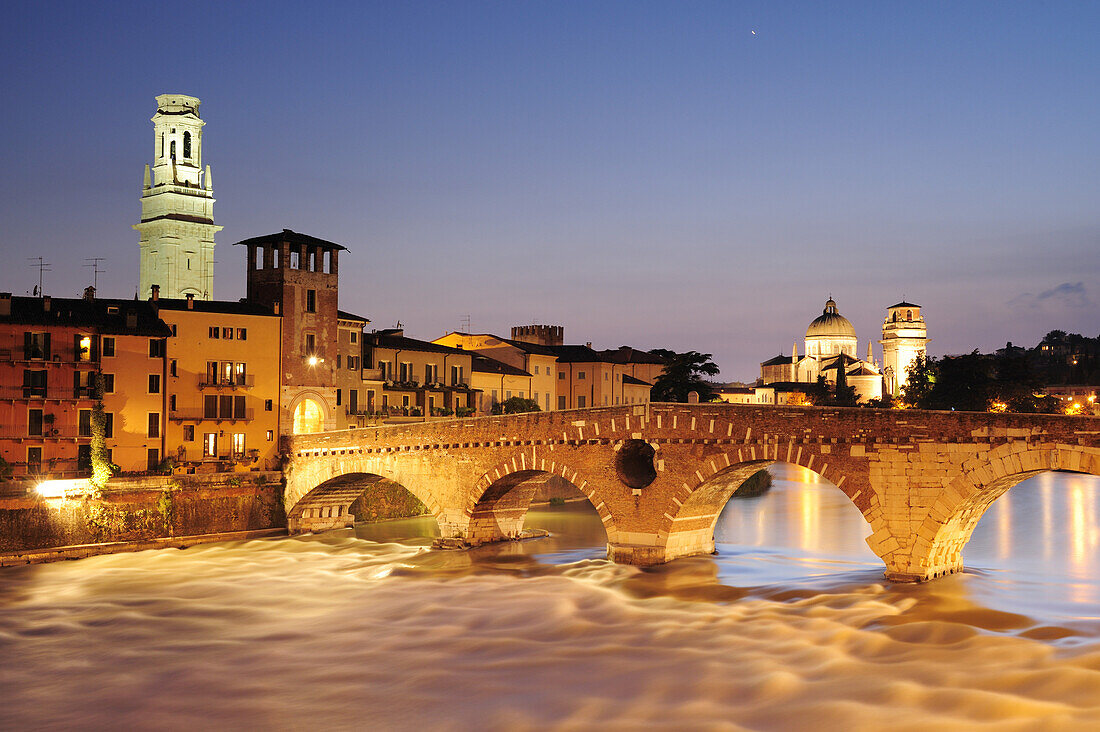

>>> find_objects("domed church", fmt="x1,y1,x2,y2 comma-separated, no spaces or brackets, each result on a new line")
759,297,927,403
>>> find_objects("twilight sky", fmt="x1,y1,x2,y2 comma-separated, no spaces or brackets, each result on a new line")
2,1,1097,380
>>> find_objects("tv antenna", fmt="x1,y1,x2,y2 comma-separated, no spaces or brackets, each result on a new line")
461,314,471,333
83,257,106,290
27,257,51,296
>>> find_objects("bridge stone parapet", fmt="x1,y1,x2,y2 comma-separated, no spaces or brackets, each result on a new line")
284,403,1100,582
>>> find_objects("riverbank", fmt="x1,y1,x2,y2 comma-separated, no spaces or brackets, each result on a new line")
0,527,288,567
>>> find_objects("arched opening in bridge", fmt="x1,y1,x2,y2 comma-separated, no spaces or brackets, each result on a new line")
712,463,877,576
931,465,1100,590
667,461,877,581
288,473,439,542
470,470,608,551
615,439,656,489
293,398,324,434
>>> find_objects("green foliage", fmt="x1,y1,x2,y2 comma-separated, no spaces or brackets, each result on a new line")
157,489,176,535
455,407,476,418
648,349,720,403
89,373,112,495
901,351,1065,413
0,455,13,481
548,496,567,506
492,397,541,415
832,362,858,407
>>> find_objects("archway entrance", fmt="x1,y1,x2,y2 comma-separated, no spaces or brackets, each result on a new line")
293,398,324,434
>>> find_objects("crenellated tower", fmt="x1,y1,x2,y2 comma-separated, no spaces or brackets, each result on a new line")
133,94,222,300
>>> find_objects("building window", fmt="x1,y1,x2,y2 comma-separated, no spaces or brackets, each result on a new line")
150,339,165,358
558,396,567,409
170,360,177,377
75,335,94,362
183,131,191,158
147,413,160,438
79,409,92,438
451,365,464,384
402,395,410,408
578,371,586,380
231,433,245,458
104,413,114,438
148,374,161,393
348,356,359,370
204,395,218,419
337,354,342,368
222,327,233,340
209,327,220,339
305,334,316,353
578,396,586,408
399,362,412,383
306,289,316,313
27,447,42,473
266,430,274,441
336,389,342,406
203,433,217,458
102,337,115,357
183,425,194,441
28,408,43,436
558,372,565,380
350,332,357,344
24,332,50,360
290,249,300,269
22,369,47,398
605,372,609,381
264,399,273,412
425,363,437,384
169,394,176,411
237,328,247,341
533,365,539,375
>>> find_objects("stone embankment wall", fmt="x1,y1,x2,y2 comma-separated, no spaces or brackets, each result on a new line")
0,473,286,553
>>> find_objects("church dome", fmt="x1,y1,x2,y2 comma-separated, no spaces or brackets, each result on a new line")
806,298,856,340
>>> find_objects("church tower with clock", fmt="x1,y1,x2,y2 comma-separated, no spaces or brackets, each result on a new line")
134,94,222,300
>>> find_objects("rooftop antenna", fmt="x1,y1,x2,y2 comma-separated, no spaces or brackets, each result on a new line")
83,257,106,290
461,314,471,333
27,257,51,296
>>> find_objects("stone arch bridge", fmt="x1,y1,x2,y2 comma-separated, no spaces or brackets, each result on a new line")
284,403,1100,582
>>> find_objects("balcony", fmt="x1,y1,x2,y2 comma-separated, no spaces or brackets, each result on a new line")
361,367,385,381
0,428,88,440
169,408,255,423
197,375,255,389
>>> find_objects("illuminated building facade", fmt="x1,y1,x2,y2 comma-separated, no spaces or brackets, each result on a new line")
880,301,929,397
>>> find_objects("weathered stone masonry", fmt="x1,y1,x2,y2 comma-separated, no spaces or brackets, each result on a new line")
285,403,1100,582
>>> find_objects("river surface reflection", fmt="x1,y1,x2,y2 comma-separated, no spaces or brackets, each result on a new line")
2,466,1100,729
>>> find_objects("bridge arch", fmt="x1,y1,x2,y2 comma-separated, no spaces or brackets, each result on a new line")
466,454,618,546
661,450,882,565
287,471,446,536
903,444,1100,581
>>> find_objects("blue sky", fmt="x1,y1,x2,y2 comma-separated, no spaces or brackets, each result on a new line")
2,1,1097,378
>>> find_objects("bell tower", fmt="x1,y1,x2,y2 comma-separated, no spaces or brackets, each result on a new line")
880,301,928,396
133,94,222,300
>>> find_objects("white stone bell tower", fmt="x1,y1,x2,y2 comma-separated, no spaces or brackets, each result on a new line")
880,301,928,397
133,94,222,299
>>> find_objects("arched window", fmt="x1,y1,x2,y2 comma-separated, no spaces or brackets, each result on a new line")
170,140,176,160
906,310,913,321
892,312,897,322
183,131,192,159
160,133,164,158
293,399,324,434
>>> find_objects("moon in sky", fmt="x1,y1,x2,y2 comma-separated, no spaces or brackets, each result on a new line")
751,30,757,35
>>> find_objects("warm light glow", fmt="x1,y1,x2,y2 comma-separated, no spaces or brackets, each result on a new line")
36,478,92,498
990,401,1008,413
1065,402,1082,416
307,355,319,367
293,398,324,434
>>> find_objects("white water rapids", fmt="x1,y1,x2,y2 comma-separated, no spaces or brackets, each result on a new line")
3,465,1100,730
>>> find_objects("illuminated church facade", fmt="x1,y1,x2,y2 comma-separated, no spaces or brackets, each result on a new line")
759,298,928,403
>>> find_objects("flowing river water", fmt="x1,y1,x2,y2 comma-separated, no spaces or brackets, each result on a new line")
3,464,1100,730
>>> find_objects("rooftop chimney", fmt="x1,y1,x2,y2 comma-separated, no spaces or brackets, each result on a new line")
0,293,10,317
42,296,51,312
186,293,194,310
151,284,160,302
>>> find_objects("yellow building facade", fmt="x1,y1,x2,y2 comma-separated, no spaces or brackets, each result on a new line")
155,296,282,471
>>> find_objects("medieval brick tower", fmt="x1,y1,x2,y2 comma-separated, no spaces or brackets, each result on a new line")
237,229,344,435
134,94,222,300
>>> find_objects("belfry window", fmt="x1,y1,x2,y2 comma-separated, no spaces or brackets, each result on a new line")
183,131,192,159
170,140,176,160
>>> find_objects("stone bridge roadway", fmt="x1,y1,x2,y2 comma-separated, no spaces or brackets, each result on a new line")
284,403,1100,582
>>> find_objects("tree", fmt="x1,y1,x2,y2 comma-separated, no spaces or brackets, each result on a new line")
90,373,112,495
492,396,541,415
805,376,831,406
648,350,720,402
900,354,936,409
832,363,858,406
